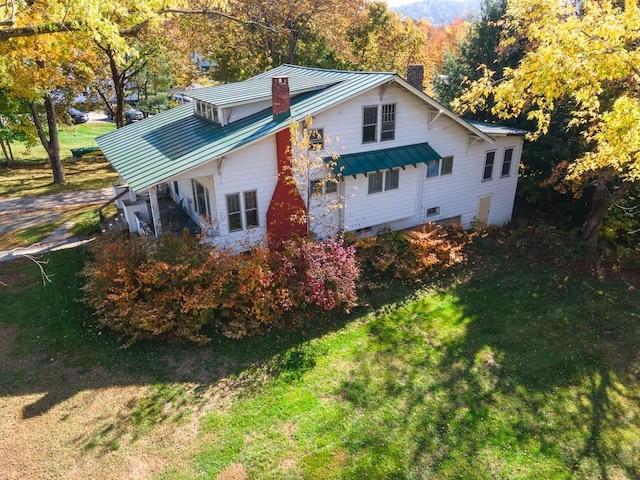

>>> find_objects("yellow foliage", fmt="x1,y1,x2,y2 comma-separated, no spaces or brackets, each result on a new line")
455,0,640,185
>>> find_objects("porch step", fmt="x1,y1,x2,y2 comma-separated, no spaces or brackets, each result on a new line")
102,211,128,234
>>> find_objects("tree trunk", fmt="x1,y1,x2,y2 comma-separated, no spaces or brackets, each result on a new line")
0,137,12,164
30,95,65,184
583,178,631,256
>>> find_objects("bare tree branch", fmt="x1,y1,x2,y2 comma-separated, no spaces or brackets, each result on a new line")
1,250,52,287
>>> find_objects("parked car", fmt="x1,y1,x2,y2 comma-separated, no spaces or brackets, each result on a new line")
69,108,89,124
125,108,144,124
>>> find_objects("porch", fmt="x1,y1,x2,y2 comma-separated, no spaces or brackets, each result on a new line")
112,184,200,238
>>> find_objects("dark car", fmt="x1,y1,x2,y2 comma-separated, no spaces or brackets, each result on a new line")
69,108,89,124
125,108,144,124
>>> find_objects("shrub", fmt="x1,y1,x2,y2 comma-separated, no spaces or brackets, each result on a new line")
82,231,214,345
278,237,359,313
349,223,473,285
212,245,293,339
81,233,359,344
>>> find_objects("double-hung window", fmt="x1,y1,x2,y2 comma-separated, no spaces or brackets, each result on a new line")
226,190,259,232
381,104,396,141
309,128,324,150
362,106,378,143
426,160,440,178
368,169,399,194
311,177,338,195
483,151,496,181
426,156,454,178
368,171,383,194
501,147,514,177
362,104,396,143
385,168,399,190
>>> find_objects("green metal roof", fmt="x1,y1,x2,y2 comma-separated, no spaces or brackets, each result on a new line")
466,119,529,136
96,65,499,193
331,143,442,177
188,74,340,106
97,65,395,192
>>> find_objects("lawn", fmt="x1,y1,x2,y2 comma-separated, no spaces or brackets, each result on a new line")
0,233,638,479
0,121,118,198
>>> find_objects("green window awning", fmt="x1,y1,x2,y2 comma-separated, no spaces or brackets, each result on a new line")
329,142,442,177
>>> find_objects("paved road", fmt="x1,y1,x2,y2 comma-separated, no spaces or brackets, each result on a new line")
0,187,114,262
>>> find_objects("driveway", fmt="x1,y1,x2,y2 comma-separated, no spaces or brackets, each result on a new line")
0,188,113,262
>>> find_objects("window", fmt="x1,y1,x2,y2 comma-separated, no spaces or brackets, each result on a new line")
381,104,396,141
426,156,454,178
325,178,338,194
385,168,399,190
426,206,440,217
244,191,259,228
483,151,496,181
363,104,396,143
226,193,242,232
441,156,454,175
368,169,399,194
310,177,338,195
368,171,383,194
501,147,514,177
227,191,260,232
362,106,378,143
309,128,324,150
192,180,211,219
195,100,219,124
310,180,323,195
426,160,439,178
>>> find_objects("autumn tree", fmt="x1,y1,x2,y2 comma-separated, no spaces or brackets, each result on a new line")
433,0,513,109
454,0,640,254
347,1,428,72
287,118,343,238
0,30,96,183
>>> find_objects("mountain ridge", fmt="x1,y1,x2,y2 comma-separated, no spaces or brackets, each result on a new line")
391,0,481,24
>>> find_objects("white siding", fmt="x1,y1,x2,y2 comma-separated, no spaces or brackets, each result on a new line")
310,83,524,231
225,100,272,124
342,166,421,231
210,135,278,248
165,81,524,246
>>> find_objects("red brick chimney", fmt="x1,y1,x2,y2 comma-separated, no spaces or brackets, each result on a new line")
272,77,291,122
267,76,307,248
406,64,424,91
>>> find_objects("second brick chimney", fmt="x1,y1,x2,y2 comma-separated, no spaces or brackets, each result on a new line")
272,77,291,122
406,64,424,91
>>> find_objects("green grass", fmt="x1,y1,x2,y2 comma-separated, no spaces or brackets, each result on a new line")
10,121,115,161
0,235,638,479
0,121,118,198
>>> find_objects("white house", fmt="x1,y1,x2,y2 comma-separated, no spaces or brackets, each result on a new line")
96,64,526,248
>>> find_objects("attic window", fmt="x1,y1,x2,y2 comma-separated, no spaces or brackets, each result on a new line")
195,100,220,124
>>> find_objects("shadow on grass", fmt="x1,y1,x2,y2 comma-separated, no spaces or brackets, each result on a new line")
0,246,412,454
337,237,640,478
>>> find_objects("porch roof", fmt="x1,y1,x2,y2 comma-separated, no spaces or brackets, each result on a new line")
331,142,442,177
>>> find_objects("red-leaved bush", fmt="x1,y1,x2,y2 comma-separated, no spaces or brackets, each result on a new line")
278,237,359,313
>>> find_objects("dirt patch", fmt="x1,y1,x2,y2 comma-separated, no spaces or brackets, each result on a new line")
216,463,247,480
